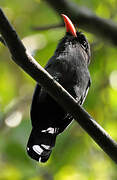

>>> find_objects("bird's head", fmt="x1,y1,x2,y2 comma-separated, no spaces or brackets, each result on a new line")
55,14,91,65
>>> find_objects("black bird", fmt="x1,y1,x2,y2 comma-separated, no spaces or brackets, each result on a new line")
27,14,91,163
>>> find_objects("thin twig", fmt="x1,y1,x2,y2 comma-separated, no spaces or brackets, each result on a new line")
46,0,117,46
32,23,63,31
0,8,117,163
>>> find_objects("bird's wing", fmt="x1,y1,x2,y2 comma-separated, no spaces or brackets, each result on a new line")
27,57,91,162
30,84,41,127
46,57,74,97
27,127,58,163
28,83,71,162
74,79,91,105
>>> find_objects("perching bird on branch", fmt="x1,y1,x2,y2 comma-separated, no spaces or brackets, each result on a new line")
27,14,91,163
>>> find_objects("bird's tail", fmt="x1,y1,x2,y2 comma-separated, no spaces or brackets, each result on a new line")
27,127,58,163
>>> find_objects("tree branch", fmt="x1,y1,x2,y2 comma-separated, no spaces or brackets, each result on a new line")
32,23,64,31
45,0,117,46
0,8,117,163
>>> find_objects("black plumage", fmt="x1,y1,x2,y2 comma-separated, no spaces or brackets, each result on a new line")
27,15,91,162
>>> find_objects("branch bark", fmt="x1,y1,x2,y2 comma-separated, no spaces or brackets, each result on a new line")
0,8,117,163
45,0,117,46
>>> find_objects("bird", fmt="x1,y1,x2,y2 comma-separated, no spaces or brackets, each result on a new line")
27,14,91,163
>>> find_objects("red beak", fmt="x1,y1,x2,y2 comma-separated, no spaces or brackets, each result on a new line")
61,14,77,37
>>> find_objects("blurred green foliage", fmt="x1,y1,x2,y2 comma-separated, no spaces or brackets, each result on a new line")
0,0,117,179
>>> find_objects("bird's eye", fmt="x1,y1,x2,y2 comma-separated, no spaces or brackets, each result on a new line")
78,34,88,50
81,40,87,49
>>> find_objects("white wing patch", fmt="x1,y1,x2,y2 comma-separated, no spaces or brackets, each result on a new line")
41,144,50,150
41,127,55,134
33,145,43,155
39,157,42,162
